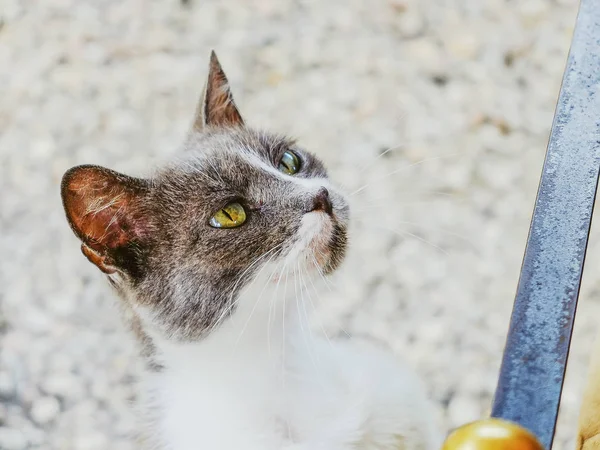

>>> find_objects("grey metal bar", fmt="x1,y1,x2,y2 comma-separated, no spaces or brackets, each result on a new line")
490,1,600,448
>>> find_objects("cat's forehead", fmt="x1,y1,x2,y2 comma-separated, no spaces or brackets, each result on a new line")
175,129,291,184
155,128,325,200
184,128,294,160
159,128,326,189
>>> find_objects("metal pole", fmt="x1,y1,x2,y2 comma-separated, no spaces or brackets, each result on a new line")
491,1,600,448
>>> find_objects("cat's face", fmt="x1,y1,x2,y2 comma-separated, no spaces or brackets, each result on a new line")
61,52,349,340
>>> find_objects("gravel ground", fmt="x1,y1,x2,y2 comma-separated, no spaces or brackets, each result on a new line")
1,0,596,449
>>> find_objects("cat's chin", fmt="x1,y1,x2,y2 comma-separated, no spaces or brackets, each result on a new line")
305,210,334,248
276,211,347,278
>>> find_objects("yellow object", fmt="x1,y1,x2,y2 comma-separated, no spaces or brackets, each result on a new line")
576,333,600,450
209,202,247,228
442,418,544,450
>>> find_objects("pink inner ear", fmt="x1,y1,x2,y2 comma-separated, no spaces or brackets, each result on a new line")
62,167,147,252
74,195,134,250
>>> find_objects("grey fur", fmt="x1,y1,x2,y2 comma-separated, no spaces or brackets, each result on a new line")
61,54,349,347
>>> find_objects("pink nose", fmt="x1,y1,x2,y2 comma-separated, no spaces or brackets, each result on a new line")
310,188,333,215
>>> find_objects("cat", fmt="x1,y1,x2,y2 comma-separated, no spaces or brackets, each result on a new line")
60,51,441,450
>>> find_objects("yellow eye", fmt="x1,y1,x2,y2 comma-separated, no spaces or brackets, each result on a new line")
278,151,301,175
209,202,247,228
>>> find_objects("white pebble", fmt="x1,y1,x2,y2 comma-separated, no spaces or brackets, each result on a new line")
445,28,481,60
395,9,425,38
0,372,15,399
405,39,445,74
30,396,60,425
40,373,84,401
518,0,549,25
73,431,109,450
0,427,28,450
448,394,482,427
90,378,110,401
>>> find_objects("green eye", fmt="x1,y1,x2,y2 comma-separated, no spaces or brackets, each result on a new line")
278,151,301,175
209,202,247,228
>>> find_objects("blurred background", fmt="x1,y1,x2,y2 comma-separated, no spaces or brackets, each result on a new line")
1,0,597,449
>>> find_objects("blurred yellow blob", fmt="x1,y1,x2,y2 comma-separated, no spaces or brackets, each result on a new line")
442,419,544,450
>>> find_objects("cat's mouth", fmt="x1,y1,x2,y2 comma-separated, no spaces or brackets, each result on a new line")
305,212,334,259
296,211,347,274
268,210,347,284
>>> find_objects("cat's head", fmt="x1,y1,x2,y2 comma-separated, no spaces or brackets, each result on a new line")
61,52,349,341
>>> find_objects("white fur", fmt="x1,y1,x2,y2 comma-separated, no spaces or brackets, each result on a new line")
136,211,441,450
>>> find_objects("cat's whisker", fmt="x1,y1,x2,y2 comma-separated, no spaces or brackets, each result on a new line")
350,190,457,207
216,259,272,339
294,261,321,377
231,243,282,298
230,245,284,346
299,261,333,389
231,257,281,354
351,144,405,176
348,153,461,197
301,261,322,347
349,192,468,216
210,243,283,337
374,224,450,255
305,255,336,352
291,259,300,329
389,220,476,250
304,262,352,340
350,201,458,214
297,261,311,339
266,253,292,361
264,257,285,358
267,275,276,358
352,215,476,251
336,114,407,180
281,261,292,384
312,250,337,292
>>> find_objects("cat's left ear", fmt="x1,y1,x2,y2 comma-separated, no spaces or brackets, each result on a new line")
61,165,152,276
193,51,244,131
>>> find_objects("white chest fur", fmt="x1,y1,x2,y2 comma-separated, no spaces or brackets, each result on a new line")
142,276,440,450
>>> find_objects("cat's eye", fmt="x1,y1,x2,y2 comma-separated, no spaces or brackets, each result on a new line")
278,151,301,175
209,202,247,229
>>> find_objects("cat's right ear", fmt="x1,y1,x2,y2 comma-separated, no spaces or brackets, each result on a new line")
192,51,244,132
61,165,152,276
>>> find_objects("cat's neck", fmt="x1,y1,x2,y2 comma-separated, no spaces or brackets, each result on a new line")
147,270,316,375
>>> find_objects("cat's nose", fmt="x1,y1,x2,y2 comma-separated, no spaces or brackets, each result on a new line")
309,188,333,215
